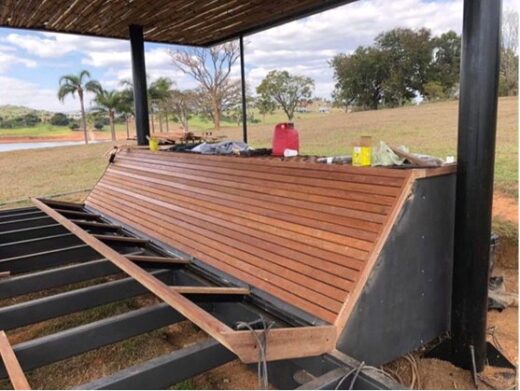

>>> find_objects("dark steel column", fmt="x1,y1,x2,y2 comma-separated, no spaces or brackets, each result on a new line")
129,25,150,145
451,0,502,371
239,35,248,143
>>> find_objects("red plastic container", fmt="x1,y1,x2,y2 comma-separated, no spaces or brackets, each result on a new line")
272,123,300,156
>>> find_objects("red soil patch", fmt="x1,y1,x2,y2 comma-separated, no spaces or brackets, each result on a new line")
493,193,518,225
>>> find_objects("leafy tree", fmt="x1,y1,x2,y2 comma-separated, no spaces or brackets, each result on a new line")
500,10,519,96
23,113,40,127
331,47,387,110
376,28,432,106
423,81,446,101
57,70,101,144
170,42,240,129
94,121,104,131
256,70,314,121
92,89,121,141
429,31,461,97
117,88,134,139
149,77,174,132
256,95,277,121
50,112,70,126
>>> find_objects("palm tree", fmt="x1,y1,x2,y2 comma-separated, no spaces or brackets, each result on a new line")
148,77,174,133
58,70,101,144
118,88,134,139
93,89,121,141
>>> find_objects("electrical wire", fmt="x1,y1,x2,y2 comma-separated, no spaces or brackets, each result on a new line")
236,318,274,390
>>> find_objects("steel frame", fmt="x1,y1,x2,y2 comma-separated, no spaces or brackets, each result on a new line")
0,202,399,389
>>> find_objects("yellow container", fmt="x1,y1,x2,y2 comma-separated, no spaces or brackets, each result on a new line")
352,146,372,166
148,137,159,152
352,136,372,166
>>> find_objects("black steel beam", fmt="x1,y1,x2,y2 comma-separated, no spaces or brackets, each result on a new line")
129,24,150,145
0,233,81,258
0,304,185,378
451,0,502,371
0,210,44,223
240,34,248,144
0,259,120,299
0,224,66,244
0,244,99,274
0,216,55,232
76,339,235,390
0,269,171,330
0,207,37,216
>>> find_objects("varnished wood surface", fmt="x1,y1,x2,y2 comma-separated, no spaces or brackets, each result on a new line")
86,150,415,323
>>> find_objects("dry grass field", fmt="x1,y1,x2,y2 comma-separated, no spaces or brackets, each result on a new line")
0,97,517,389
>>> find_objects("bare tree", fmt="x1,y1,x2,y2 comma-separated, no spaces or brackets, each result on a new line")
169,42,240,130
167,89,198,135
501,9,519,96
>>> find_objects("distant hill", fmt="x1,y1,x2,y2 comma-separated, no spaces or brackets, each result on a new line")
0,105,54,119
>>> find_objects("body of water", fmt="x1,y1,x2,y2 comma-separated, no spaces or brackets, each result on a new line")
0,141,105,152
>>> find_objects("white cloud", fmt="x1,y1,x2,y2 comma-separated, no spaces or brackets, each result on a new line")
0,76,81,111
6,32,127,58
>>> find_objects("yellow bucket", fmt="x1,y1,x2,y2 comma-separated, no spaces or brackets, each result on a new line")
148,137,159,152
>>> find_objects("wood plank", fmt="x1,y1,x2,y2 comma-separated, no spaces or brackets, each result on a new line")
88,189,365,274
86,199,340,323
89,190,354,299
104,170,385,235
223,325,336,363
122,151,406,186
93,183,369,260
0,331,30,390
172,286,250,295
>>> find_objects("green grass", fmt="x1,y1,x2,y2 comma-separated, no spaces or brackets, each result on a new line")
0,96,517,203
0,123,72,138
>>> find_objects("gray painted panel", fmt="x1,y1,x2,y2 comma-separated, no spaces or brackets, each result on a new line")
337,174,455,365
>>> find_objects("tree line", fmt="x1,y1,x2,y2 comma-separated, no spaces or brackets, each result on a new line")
331,12,518,111
57,13,517,144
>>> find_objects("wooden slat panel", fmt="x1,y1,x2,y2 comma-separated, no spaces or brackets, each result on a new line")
88,198,339,323
88,192,345,313
85,151,409,323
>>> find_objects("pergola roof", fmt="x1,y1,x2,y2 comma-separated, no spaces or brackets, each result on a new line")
0,0,355,46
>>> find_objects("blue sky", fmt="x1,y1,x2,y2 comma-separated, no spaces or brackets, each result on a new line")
0,0,514,112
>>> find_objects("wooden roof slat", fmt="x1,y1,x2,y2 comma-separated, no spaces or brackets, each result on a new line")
0,0,356,46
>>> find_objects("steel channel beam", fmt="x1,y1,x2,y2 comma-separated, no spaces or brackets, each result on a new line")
0,210,45,222
0,216,55,232
76,339,235,390
0,253,188,299
0,224,66,244
0,244,99,274
0,304,186,378
0,207,37,216
0,233,81,258
0,259,120,299
0,269,171,330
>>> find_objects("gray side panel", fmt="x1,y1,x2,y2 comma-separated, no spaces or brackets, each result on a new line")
336,174,455,365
